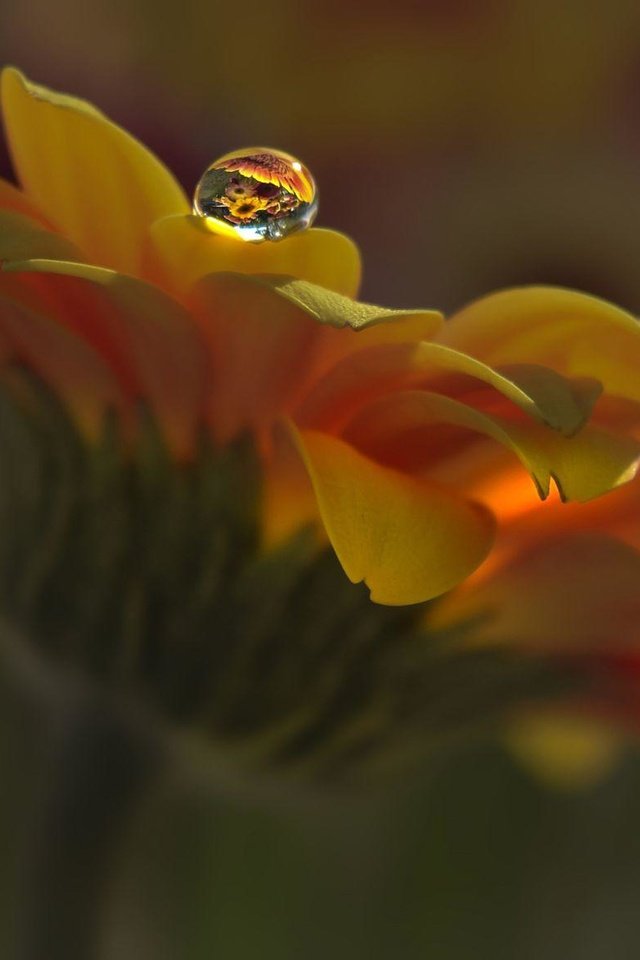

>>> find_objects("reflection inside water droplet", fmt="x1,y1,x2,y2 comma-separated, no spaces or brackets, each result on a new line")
193,147,318,242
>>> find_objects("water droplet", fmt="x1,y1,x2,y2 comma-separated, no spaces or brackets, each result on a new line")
193,148,318,242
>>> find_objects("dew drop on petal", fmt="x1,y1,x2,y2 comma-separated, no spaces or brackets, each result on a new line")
193,147,318,242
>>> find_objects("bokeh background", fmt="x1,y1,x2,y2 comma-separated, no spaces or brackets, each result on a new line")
2,2,640,957
6,0,640,315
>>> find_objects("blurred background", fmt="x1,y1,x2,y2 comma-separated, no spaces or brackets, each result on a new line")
5,0,640,314
2,1,640,957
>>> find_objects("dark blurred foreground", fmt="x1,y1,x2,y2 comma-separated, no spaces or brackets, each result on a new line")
2,656,640,960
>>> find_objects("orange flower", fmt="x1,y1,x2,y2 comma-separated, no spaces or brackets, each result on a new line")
0,66,639,616
212,149,315,204
415,292,640,782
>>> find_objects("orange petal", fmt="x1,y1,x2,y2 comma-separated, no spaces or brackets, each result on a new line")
207,274,443,394
429,533,640,651
261,424,323,549
296,340,599,436
1,68,190,275
498,469,640,553
344,390,640,502
292,426,496,605
0,292,124,439
439,286,640,402
2,258,206,460
188,273,443,443
147,214,361,298
188,273,321,444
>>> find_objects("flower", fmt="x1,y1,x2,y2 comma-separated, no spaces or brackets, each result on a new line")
219,194,270,222
212,149,315,203
0,66,639,778
419,296,640,783
225,177,257,201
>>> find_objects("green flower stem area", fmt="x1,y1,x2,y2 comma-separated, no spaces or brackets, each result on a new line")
2,671,640,960
0,374,568,960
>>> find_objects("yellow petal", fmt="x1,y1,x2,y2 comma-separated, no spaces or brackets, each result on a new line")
292,427,496,605
344,390,640,502
251,276,443,386
430,532,640,650
147,214,361,298
536,422,640,501
1,67,189,275
245,274,442,335
2,258,206,460
0,292,124,439
439,286,640,402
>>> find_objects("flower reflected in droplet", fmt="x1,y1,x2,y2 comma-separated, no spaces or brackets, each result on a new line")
193,147,318,242
219,193,270,222
213,150,314,203
224,177,257,201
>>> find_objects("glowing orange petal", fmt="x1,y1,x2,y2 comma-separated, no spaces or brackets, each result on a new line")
430,533,640,652
343,390,639,503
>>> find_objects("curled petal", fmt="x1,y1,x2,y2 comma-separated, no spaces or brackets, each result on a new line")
254,276,444,384
1,67,190,275
246,276,442,334
344,390,640,501
439,286,640,402
296,340,600,436
147,214,361,298
292,426,496,606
